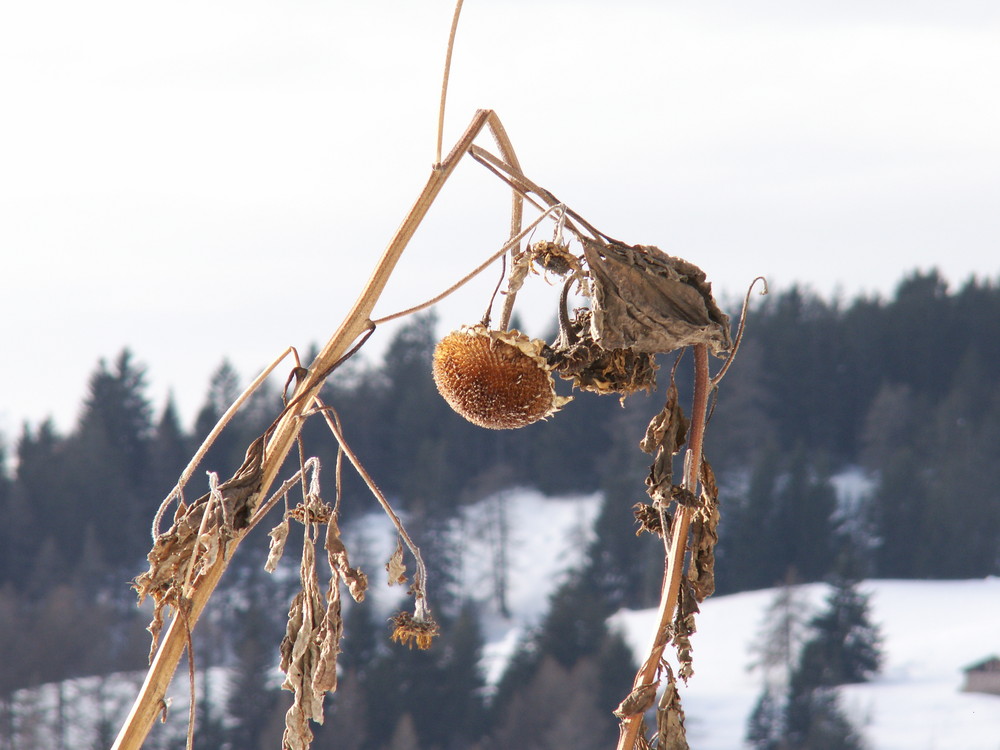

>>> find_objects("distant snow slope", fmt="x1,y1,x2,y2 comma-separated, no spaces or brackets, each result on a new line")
612,579,1000,750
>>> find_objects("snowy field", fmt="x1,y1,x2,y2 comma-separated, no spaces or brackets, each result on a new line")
613,579,1000,750
346,487,1000,749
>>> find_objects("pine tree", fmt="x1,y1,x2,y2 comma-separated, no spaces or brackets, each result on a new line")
797,556,883,689
746,687,784,750
226,602,282,750
62,350,156,568
193,359,247,478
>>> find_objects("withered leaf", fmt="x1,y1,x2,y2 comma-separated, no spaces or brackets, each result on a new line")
386,537,407,586
642,380,689,506
549,309,658,397
326,514,367,603
265,518,290,574
582,239,731,357
673,582,700,684
312,580,342,695
655,666,690,750
640,380,687,456
614,683,658,719
688,457,721,602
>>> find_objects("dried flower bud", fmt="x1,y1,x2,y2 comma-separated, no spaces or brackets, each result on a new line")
432,325,571,429
389,611,440,650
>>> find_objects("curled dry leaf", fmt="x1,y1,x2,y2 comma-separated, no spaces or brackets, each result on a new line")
386,536,407,586
614,683,658,720
688,459,720,602
265,518,290,574
549,309,658,397
655,664,690,750
327,514,367,603
280,533,341,750
672,582,699,684
133,437,266,656
633,503,666,537
642,379,689,508
582,239,731,357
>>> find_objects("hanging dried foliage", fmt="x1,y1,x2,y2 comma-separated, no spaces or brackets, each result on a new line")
275,463,367,750
133,436,266,657
581,239,731,356
640,379,689,508
688,459,720,602
548,308,658,397
654,664,690,750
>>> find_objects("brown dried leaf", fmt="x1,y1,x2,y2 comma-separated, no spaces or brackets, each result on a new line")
655,666,690,750
642,380,689,506
386,536,407,586
326,514,367,603
614,683,658,719
633,503,667,537
265,518,290,574
312,579,342,695
549,309,658,397
279,536,329,750
133,436,267,655
640,380,688,456
672,582,700,684
582,239,731,357
688,458,721,602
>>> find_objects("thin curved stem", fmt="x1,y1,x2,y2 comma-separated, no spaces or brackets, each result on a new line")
711,275,768,386
435,0,466,166
371,204,565,325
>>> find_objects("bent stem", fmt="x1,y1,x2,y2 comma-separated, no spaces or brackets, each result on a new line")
112,108,510,750
617,344,711,750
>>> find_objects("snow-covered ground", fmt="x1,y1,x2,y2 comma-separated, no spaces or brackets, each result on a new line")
612,579,1000,750
344,485,1000,749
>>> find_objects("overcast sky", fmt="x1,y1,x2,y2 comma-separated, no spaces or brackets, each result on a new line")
2,0,998,438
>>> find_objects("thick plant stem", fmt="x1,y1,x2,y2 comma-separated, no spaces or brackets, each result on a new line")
616,344,711,750
112,109,499,750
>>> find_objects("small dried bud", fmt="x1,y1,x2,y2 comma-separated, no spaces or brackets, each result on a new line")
433,325,571,429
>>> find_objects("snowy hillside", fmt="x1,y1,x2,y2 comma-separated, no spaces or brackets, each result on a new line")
345,486,1000,749
612,580,1000,750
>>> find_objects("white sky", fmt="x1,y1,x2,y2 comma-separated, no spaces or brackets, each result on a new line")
2,1,998,438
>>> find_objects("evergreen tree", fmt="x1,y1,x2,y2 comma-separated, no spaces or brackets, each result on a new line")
796,557,883,689
226,602,283,750
587,397,665,610
149,395,191,499
62,350,156,568
746,687,784,750
784,687,863,750
193,359,248,478
718,446,838,591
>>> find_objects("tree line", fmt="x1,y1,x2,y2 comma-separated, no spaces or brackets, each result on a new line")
0,267,998,748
